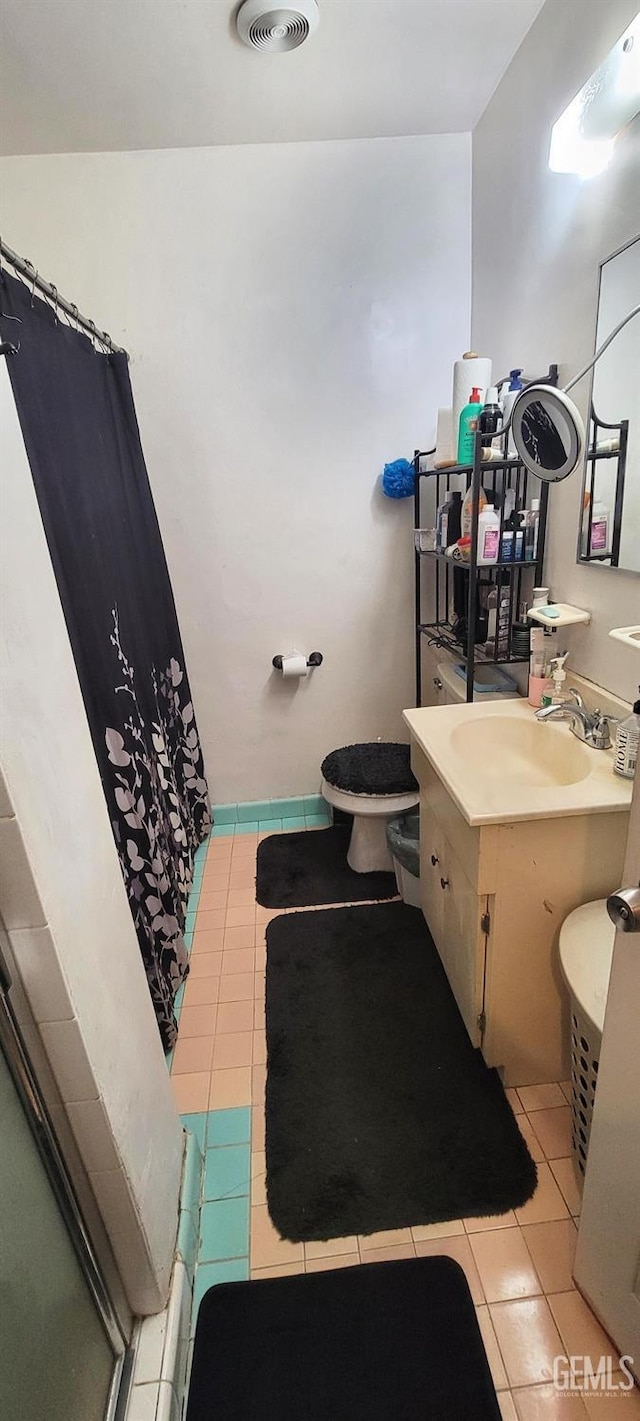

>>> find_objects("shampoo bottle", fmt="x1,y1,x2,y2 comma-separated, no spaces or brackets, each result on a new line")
479,387,503,446
457,387,483,464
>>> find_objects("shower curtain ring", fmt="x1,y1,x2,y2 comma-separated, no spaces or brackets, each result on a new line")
70,303,79,334
24,261,38,306
88,318,98,351
50,285,59,324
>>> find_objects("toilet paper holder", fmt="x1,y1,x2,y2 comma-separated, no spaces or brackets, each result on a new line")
272,652,323,671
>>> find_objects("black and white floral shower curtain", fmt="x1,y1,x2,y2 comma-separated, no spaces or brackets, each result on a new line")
0,271,211,1050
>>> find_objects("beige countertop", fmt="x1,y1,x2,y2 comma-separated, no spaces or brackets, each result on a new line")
403,698,633,827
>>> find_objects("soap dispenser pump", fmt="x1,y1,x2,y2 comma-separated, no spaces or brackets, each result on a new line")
541,653,570,708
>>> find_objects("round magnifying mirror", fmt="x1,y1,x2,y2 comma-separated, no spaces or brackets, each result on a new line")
510,385,585,482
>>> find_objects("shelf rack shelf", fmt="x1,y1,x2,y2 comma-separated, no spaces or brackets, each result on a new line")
414,436,550,705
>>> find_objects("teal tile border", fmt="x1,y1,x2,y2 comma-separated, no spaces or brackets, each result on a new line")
306,814,331,828
204,1143,250,1202
178,1122,205,1286
212,792,329,826
207,1106,251,1148
183,1103,254,1335
200,1196,250,1263
303,794,326,816
235,821,259,835
214,803,237,824
181,1112,207,1154
259,818,283,832
282,816,306,830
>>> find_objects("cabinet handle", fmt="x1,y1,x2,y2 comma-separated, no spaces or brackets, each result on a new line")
440,876,450,890
433,677,443,691
431,853,439,867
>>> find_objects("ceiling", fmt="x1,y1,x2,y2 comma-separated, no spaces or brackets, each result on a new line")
0,0,545,156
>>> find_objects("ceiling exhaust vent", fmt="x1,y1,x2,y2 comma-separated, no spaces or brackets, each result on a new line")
236,0,319,52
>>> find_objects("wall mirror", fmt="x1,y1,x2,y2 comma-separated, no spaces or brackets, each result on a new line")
578,234,639,572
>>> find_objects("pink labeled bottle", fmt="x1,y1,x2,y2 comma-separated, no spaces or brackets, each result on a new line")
476,501,500,566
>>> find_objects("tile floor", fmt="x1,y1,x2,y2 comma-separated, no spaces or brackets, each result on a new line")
171,822,640,1419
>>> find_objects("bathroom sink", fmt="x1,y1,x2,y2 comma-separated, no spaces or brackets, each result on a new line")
403,698,633,825
450,715,592,788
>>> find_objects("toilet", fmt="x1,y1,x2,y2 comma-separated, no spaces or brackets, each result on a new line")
320,742,419,873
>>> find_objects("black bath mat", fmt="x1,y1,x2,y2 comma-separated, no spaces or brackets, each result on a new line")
266,902,536,1241
187,1257,502,1421
256,825,397,908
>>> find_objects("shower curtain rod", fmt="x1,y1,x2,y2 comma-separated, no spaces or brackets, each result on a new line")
0,238,128,356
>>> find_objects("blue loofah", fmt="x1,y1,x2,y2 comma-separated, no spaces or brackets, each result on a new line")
382,458,414,499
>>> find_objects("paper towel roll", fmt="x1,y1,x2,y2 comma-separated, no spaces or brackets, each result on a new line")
281,653,309,679
452,352,492,458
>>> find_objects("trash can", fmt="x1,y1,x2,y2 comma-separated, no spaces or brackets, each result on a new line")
386,811,420,908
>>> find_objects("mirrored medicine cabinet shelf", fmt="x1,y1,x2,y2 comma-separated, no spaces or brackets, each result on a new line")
578,233,639,574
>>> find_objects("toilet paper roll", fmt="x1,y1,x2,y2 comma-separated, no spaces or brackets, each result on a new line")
452,353,492,457
281,654,309,679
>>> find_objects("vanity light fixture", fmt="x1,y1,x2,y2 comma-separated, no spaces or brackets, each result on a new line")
549,11,640,177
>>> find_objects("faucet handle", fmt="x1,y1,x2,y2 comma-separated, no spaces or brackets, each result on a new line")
591,711,619,751
568,687,585,708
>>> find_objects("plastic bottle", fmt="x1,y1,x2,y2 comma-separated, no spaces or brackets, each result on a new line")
614,690,640,780
461,481,487,539
457,387,483,464
479,387,503,446
514,512,525,561
485,583,511,658
500,507,524,562
528,626,547,706
524,499,540,563
540,653,570,709
501,369,523,456
477,502,500,566
436,490,462,553
589,501,610,558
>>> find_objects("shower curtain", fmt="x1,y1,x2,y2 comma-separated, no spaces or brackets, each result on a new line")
0,271,210,1050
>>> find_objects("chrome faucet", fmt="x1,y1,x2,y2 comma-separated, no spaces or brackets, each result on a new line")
535,700,617,750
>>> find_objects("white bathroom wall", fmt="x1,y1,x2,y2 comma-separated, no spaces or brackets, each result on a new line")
0,133,471,800
0,364,183,1315
472,0,640,701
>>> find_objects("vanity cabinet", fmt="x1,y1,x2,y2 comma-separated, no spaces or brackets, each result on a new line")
420,797,488,1048
412,743,629,1087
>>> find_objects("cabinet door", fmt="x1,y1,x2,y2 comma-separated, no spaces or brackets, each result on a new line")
438,837,488,1048
419,793,445,949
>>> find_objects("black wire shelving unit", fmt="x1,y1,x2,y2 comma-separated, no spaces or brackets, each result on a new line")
414,435,550,706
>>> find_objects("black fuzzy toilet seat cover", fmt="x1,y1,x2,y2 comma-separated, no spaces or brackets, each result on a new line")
321,742,419,797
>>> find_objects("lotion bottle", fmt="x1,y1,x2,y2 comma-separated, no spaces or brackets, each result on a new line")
457,387,483,464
